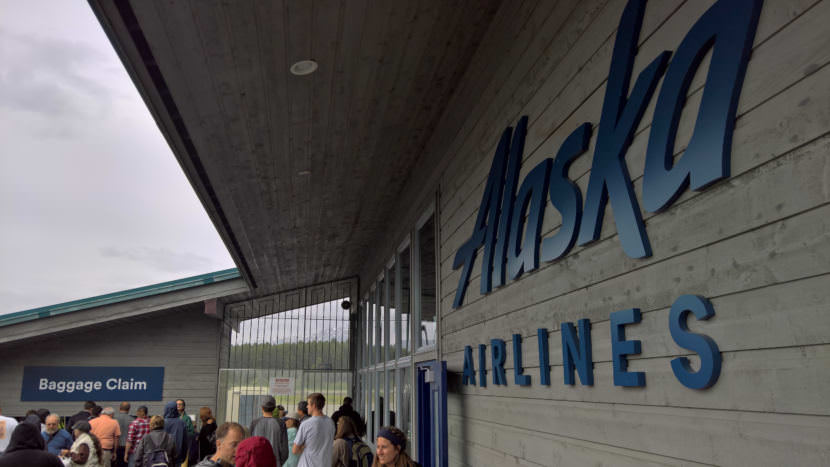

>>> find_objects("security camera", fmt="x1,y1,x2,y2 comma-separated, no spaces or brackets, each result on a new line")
341,300,351,310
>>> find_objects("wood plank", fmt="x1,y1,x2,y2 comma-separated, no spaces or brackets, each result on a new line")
448,394,830,466
449,413,712,467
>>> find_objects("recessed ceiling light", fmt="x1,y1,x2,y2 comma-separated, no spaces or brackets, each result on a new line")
290,60,318,76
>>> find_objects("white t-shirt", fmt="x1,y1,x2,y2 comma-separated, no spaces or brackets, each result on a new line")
0,415,19,453
293,415,335,467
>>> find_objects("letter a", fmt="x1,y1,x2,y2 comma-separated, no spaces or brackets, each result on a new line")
643,0,763,212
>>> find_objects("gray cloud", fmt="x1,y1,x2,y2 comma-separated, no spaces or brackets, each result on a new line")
99,246,218,273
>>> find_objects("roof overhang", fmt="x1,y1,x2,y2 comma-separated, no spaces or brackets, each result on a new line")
88,0,502,295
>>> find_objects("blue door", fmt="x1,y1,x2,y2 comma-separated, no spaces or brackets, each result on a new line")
417,360,447,467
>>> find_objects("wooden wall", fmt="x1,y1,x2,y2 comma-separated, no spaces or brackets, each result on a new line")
0,305,222,419
363,0,830,465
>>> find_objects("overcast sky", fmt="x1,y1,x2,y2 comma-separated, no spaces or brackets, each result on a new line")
0,1,235,314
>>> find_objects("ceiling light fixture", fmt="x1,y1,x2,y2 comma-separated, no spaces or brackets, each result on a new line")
290,60,318,76
298,170,312,176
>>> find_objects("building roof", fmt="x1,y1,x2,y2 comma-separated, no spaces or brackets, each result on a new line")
0,268,241,329
88,0,502,297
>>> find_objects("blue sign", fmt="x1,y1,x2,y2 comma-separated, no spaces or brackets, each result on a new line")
21,366,164,401
452,0,763,308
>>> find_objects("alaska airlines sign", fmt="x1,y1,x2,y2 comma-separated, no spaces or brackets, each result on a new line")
452,0,763,308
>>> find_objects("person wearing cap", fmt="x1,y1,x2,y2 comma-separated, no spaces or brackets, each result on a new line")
124,406,150,467
65,420,103,467
90,407,121,467
283,418,300,467
67,401,96,438
0,422,63,467
374,426,419,467
249,396,289,466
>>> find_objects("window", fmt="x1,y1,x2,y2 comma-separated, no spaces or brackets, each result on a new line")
417,215,436,350
399,246,411,357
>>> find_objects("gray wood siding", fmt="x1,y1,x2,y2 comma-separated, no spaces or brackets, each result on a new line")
0,305,221,419
362,0,830,465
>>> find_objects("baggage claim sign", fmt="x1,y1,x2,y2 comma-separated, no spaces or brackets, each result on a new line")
453,0,763,390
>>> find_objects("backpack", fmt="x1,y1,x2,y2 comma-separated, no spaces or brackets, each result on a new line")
345,436,373,467
143,434,171,467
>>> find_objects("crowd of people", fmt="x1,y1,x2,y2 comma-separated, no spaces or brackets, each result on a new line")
0,395,419,467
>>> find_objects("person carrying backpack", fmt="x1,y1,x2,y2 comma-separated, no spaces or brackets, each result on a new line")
332,417,372,467
133,416,176,467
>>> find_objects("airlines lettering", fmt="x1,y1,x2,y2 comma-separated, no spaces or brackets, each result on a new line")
462,295,722,390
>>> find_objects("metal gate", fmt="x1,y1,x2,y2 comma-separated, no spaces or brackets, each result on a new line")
217,278,357,425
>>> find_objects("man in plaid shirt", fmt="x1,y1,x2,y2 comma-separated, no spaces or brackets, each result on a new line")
124,406,150,467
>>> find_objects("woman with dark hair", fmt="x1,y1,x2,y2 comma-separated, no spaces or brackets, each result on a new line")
332,416,372,467
372,426,419,467
197,406,218,461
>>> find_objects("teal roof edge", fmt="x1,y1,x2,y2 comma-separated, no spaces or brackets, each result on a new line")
0,268,241,328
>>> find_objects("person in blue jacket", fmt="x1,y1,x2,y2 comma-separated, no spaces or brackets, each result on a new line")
163,401,187,467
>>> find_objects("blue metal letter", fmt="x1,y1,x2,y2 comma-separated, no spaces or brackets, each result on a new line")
493,117,527,289
512,334,531,386
462,345,476,386
507,159,552,280
610,308,645,387
538,328,551,386
643,0,763,213
541,123,592,263
452,127,512,308
561,319,594,386
490,339,508,386
478,344,487,387
669,295,722,389
577,0,670,258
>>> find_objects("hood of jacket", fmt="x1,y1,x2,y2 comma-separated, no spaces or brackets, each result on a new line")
235,436,276,467
6,422,46,453
164,401,179,419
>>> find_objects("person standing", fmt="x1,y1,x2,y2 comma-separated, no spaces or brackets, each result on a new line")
124,406,150,467
164,401,187,467
0,403,19,454
330,397,366,438
42,414,73,456
114,402,135,467
194,422,245,467
249,396,289,466
333,416,372,467
295,401,309,424
196,407,218,462
66,420,103,467
90,407,121,467
0,423,63,467
176,399,195,437
291,393,335,467
67,401,95,436
133,416,176,467
234,437,277,467
283,419,299,467
374,426,419,467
